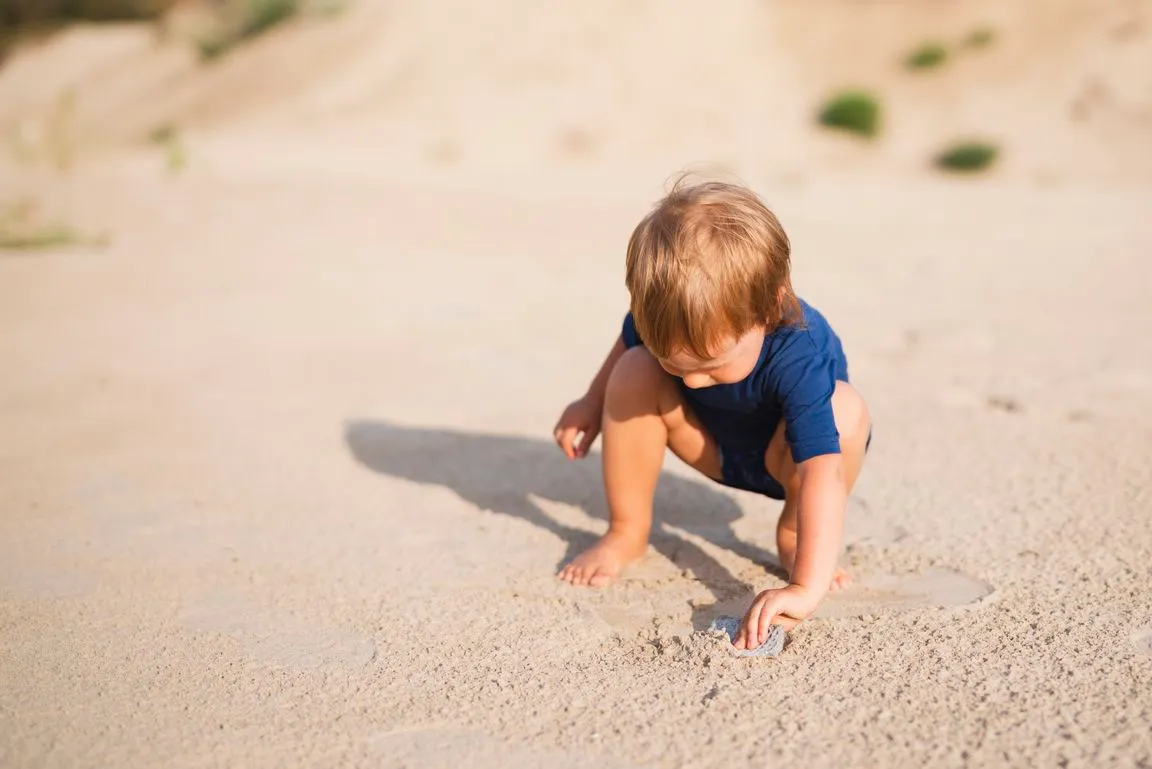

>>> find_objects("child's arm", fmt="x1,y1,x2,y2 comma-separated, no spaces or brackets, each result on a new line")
788,454,847,596
584,335,627,409
554,335,626,459
734,454,845,649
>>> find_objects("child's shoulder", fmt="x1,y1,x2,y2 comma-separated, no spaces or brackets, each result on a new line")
760,296,849,381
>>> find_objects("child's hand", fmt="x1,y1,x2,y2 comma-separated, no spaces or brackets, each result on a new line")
734,584,822,650
553,395,603,459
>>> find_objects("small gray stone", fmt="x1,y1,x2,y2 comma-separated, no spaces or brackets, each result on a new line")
707,615,785,657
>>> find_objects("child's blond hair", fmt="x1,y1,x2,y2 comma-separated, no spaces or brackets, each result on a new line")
625,179,800,361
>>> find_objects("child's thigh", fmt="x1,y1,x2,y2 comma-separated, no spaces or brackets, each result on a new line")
606,347,723,481
764,380,871,492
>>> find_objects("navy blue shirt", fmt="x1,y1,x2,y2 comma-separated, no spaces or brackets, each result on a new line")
621,299,849,464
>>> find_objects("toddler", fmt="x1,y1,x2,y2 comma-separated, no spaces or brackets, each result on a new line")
553,179,871,651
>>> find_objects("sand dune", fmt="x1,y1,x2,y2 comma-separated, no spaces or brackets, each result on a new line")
1,0,1150,180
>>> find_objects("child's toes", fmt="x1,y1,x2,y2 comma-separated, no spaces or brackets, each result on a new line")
588,570,613,588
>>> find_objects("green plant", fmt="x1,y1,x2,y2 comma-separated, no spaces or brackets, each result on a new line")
0,199,111,251
149,123,176,144
196,0,300,61
817,90,881,138
934,141,999,172
149,123,186,173
963,26,996,48
904,42,949,70
196,35,229,60
239,0,297,38
0,224,80,250
0,200,76,250
313,0,347,18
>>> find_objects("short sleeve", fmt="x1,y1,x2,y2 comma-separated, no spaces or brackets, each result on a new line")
767,334,840,464
622,312,644,349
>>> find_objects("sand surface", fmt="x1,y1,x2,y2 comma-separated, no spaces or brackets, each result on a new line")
2,1,1151,767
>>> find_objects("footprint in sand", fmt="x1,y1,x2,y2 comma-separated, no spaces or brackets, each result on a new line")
680,568,994,650
178,590,376,673
815,567,994,619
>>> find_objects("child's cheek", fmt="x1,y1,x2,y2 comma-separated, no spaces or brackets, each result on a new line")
723,360,757,383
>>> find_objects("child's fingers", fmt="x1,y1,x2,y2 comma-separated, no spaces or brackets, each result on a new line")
742,598,767,649
757,597,782,643
576,426,600,457
554,426,577,459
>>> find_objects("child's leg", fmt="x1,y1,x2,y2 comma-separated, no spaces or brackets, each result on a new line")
767,381,871,590
558,347,722,587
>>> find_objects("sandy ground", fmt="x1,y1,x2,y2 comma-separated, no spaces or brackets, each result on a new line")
2,1,1152,767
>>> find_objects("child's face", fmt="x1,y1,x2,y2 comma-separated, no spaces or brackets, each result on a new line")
656,327,765,389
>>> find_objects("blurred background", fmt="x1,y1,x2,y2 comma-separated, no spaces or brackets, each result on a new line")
1,0,1150,199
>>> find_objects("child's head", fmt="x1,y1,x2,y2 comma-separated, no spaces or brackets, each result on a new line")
625,179,800,387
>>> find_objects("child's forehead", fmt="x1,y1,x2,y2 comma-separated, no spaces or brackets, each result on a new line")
663,329,758,367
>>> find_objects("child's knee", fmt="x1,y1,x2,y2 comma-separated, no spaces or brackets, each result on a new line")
606,347,663,396
831,381,870,451
765,381,869,484
604,347,677,419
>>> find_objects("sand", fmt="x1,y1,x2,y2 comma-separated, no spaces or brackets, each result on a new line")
1,1,1151,767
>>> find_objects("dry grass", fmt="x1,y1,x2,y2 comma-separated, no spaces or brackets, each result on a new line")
963,26,996,49
0,199,107,252
149,123,187,173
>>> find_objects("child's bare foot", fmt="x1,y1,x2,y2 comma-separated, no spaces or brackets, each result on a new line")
557,532,647,587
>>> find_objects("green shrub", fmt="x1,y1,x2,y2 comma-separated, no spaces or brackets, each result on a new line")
817,90,881,138
904,42,949,70
934,141,999,172
148,123,176,144
239,0,297,38
197,0,300,61
963,26,996,48
196,35,230,61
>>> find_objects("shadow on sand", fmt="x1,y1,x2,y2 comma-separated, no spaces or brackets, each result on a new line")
344,420,789,630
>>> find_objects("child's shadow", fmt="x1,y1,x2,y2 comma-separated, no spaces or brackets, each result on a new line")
344,420,788,631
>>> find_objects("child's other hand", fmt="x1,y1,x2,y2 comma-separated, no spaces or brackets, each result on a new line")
734,584,821,650
553,395,603,459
